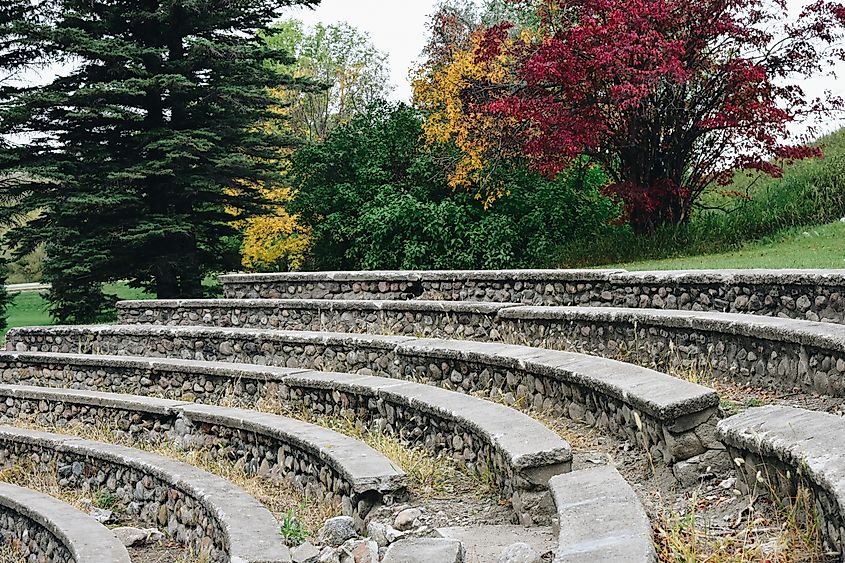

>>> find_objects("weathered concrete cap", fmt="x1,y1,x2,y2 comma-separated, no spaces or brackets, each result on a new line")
0,426,291,563
717,405,845,505
500,305,845,351
219,269,624,285
0,481,131,563
609,269,845,286
550,466,656,562
219,270,424,284
118,298,520,315
0,351,307,384
381,537,464,563
179,402,407,494
287,370,573,473
400,338,719,420
0,384,189,415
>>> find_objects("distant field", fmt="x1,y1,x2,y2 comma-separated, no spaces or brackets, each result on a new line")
617,220,845,271
2,283,152,342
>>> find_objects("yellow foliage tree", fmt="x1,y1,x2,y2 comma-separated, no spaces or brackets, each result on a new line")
413,28,526,206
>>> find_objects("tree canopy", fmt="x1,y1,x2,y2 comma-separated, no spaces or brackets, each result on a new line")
0,0,318,321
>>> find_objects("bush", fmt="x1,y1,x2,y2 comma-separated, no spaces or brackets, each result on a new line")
288,101,617,270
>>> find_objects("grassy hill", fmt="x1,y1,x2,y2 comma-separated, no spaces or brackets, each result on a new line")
560,127,845,268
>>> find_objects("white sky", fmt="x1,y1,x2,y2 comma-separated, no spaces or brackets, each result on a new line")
285,0,845,135
11,0,845,135
287,0,438,102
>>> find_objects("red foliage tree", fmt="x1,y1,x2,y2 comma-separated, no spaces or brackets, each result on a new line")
476,0,845,233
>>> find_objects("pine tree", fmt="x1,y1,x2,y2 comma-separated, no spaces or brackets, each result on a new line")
0,0,318,322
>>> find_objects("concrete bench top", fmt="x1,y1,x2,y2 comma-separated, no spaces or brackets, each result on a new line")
0,481,131,563
0,425,291,563
282,370,572,473
5,325,719,423
219,269,845,287
117,298,519,314
549,466,656,562
118,297,845,353
0,354,571,486
499,305,845,350
219,269,624,284
0,383,407,495
717,405,845,505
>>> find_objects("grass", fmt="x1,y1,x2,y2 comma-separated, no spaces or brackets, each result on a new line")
615,220,845,271
2,282,155,342
559,127,845,269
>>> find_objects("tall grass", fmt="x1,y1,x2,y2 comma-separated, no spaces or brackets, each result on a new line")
559,128,845,267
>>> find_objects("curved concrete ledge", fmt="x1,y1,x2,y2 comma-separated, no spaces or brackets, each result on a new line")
0,426,290,563
5,325,721,466
717,406,845,554
220,269,845,323
0,481,130,563
0,384,407,522
122,299,845,396
117,298,515,339
0,353,571,525
549,466,655,562
501,306,845,396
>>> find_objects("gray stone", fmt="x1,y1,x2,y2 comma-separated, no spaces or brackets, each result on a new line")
497,543,540,563
319,516,358,547
549,467,655,562
111,526,163,547
393,508,421,531
382,538,464,563
292,541,321,563
435,525,554,563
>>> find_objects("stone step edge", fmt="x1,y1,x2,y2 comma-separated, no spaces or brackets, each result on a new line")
716,405,845,554
0,425,290,563
0,352,571,483
549,466,656,562
0,481,131,563
4,325,719,422
0,381,407,495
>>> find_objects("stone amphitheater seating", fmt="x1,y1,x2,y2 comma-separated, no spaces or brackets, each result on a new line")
19,268,845,561
0,425,290,562
0,383,407,522
220,269,845,323
717,405,845,554
4,325,720,466
119,298,845,396
0,481,131,563
549,466,656,562
0,368,573,524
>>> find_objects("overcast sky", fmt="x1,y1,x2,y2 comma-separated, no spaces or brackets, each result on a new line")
289,0,437,102
13,0,845,135
286,0,845,135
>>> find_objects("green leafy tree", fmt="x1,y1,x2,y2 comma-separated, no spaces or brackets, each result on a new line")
0,0,318,322
266,20,392,142
289,101,617,270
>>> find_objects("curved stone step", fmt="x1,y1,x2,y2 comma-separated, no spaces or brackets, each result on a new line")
0,481,130,563
550,466,655,562
0,353,571,525
116,298,516,340
717,405,845,554
119,299,845,397
5,325,720,465
499,305,845,396
0,425,290,563
219,269,845,323
0,383,407,522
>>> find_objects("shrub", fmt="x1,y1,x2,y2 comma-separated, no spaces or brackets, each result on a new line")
288,101,617,270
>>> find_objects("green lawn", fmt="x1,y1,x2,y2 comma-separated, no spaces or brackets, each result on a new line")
2,283,151,342
615,220,845,271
